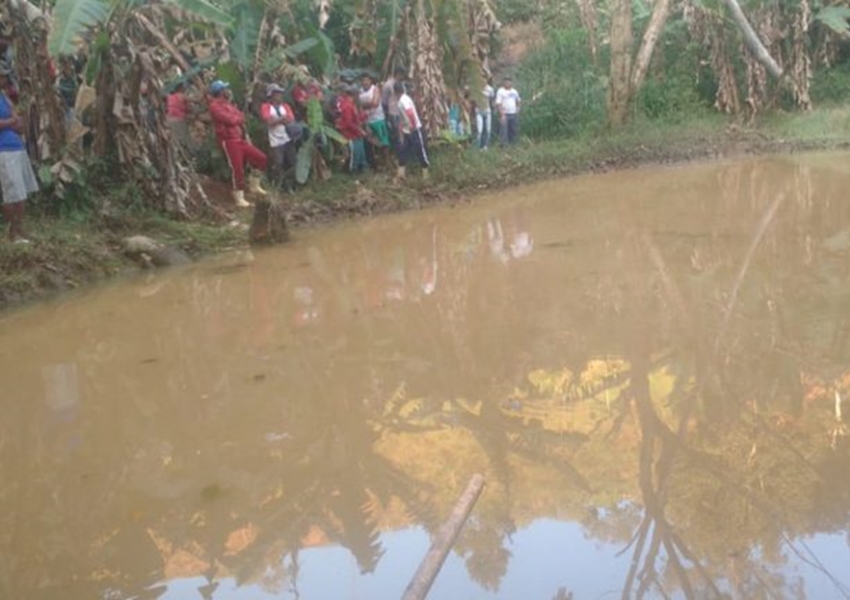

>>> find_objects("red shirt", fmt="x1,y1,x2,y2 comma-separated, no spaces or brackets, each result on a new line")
292,81,324,106
208,96,244,143
335,95,363,140
166,92,189,120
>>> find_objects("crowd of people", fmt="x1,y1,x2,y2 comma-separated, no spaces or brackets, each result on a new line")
172,69,523,208
0,42,524,241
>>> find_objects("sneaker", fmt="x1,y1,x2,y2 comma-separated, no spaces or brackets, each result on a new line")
13,237,31,245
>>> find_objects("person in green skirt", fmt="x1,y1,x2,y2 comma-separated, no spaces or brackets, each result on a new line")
359,72,390,170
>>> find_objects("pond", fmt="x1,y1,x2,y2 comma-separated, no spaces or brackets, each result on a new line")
1,153,849,599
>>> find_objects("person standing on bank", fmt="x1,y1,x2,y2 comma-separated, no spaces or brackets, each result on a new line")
0,65,38,243
392,81,429,181
495,76,521,146
359,72,390,169
477,77,495,149
260,83,296,192
382,67,406,146
208,79,268,208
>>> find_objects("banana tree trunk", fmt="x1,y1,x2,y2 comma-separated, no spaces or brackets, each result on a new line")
411,0,448,137
607,0,633,127
7,3,66,159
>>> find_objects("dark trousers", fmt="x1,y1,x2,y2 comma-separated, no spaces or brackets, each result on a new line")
268,142,296,191
501,113,519,145
396,128,430,168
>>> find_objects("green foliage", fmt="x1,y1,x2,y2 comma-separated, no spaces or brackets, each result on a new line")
517,29,608,138
162,0,233,27
811,61,850,104
48,0,113,56
492,0,543,24
229,0,265,71
814,5,850,36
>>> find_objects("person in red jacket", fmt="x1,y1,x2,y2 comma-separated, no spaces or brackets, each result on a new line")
335,86,367,173
207,79,267,207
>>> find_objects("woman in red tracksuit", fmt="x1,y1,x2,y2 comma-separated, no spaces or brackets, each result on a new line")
207,79,267,207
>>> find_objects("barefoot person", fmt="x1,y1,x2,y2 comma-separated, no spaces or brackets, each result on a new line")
208,79,267,207
0,65,38,243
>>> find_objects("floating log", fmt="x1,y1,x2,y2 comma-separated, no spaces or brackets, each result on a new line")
402,473,486,600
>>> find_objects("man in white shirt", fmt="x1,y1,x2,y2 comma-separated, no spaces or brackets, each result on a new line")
392,81,429,181
495,76,521,145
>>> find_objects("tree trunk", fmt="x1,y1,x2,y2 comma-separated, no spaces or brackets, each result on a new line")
722,0,783,78
630,0,674,93
607,0,633,127
410,0,448,137
575,0,599,68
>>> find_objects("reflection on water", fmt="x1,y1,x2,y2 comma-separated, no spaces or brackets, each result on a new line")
1,154,850,600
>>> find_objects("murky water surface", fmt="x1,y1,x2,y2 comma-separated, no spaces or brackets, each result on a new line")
2,154,850,600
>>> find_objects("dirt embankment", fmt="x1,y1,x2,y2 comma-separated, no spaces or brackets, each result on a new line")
1,127,848,313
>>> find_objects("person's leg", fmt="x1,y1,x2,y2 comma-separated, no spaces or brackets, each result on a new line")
508,114,519,144
3,201,25,241
242,141,268,172
413,129,430,169
223,140,245,191
499,115,508,146
354,138,368,173
282,142,297,192
483,112,492,148
267,144,285,188
223,140,250,206
394,132,410,181
475,111,484,149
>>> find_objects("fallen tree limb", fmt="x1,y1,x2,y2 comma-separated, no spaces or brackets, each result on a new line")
722,0,783,79
402,473,486,600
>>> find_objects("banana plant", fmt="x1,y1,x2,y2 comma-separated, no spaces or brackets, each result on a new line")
47,0,234,56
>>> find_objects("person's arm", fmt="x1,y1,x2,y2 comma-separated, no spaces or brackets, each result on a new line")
210,101,245,126
495,90,506,120
0,101,22,133
260,103,285,126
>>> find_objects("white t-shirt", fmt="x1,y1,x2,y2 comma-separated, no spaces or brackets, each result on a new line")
496,87,521,115
398,94,422,133
265,104,290,147
359,84,385,123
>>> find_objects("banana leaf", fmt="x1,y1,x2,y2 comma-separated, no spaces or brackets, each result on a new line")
48,0,113,56
295,140,313,184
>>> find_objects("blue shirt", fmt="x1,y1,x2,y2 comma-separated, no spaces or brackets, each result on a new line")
0,94,24,152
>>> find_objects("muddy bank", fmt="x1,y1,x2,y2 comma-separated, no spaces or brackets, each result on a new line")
1,123,848,312
283,128,850,225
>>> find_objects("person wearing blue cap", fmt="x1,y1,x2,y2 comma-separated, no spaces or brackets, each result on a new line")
208,79,267,207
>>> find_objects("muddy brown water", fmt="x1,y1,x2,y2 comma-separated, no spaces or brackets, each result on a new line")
2,154,850,600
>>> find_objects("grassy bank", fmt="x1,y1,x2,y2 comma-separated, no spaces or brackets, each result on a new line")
3,109,850,311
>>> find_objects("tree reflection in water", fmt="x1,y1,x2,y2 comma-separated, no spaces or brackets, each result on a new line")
1,157,850,599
